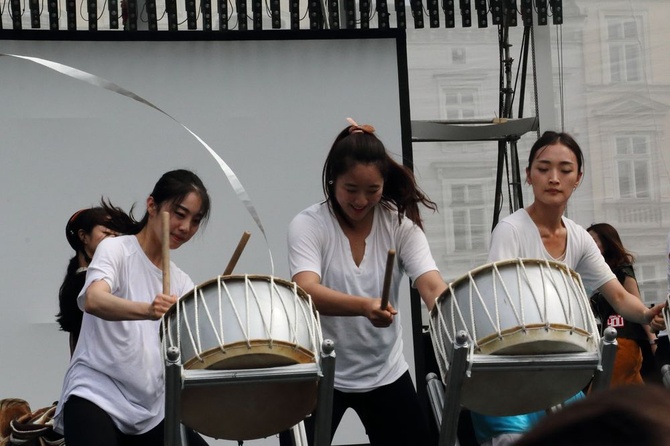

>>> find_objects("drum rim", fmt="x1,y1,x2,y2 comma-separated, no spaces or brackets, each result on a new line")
431,258,583,314
163,274,312,320
182,339,317,370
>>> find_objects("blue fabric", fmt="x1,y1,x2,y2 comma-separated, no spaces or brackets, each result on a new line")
470,392,585,443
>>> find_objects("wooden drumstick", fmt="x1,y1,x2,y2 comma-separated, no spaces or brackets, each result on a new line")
380,249,395,310
223,231,251,276
161,211,171,295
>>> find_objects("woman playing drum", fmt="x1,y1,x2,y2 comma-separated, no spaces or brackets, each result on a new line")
471,131,666,446
52,169,211,446
287,119,448,445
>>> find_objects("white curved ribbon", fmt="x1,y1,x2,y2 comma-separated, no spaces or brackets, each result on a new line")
0,52,274,274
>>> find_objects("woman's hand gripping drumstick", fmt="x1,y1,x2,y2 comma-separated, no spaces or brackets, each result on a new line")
380,249,395,310
149,211,178,320
223,231,251,276
368,249,398,328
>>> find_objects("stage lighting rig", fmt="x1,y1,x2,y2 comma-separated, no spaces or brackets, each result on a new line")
490,0,502,25
343,0,355,28
442,0,454,28
459,0,471,27
48,0,59,29
395,0,406,29
126,0,138,30
10,0,22,29
535,0,547,25
108,0,119,28
252,0,262,29
359,0,369,29
29,0,40,28
185,0,197,29
377,0,389,28
504,0,516,26
87,0,98,30
219,0,228,29
473,0,486,28
146,0,158,30
427,0,439,28
236,0,248,30
165,0,177,29
270,0,281,27
289,0,300,29
520,0,532,26
309,0,323,29
410,0,424,28
549,0,561,24
201,0,213,30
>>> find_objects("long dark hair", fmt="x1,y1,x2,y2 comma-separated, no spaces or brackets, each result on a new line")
586,223,635,269
527,131,585,175
322,125,436,229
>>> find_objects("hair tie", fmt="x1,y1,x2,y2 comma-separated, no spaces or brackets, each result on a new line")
346,117,376,135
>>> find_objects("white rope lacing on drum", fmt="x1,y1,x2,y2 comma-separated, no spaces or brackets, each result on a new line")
287,282,315,353
246,275,277,345
181,286,203,362
551,260,577,333
311,297,324,356
193,280,228,357
430,295,453,376
516,260,538,330
431,290,477,378
217,277,225,352
220,278,248,347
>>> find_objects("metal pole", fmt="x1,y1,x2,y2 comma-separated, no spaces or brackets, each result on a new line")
313,339,336,446
164,346,182,446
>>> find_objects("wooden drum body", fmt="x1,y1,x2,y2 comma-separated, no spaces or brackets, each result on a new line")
162,274,322,440
429,259,600,416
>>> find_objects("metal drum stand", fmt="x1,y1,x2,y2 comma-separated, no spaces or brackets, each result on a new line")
426,328,618,446
164,339,336,446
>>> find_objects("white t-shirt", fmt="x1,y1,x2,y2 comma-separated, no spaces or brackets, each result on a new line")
53,235,194,435
488,209,615,295
288,202,438,391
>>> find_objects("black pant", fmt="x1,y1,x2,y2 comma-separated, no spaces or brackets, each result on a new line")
63,396,208,446
655,335,670,382
300,371,433,446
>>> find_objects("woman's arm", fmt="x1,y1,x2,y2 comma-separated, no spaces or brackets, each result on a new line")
621,275,657,346
83,279,176,321
413,270,448,312
598,278,665,328
292,270,395,327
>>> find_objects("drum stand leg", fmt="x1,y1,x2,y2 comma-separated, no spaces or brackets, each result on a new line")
427,331,468,446
313,339,336,446
165,346,190,446
289,421,308,446
591,326,618,392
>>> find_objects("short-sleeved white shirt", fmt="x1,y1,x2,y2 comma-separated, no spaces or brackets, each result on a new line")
488,209,615,295
53,235,194,435
288,203,438,391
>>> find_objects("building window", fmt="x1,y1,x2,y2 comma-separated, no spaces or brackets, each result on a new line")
615,135,651,199
452,48,466,65
441,87,477,120
450,183,487,252
606,16,644,83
